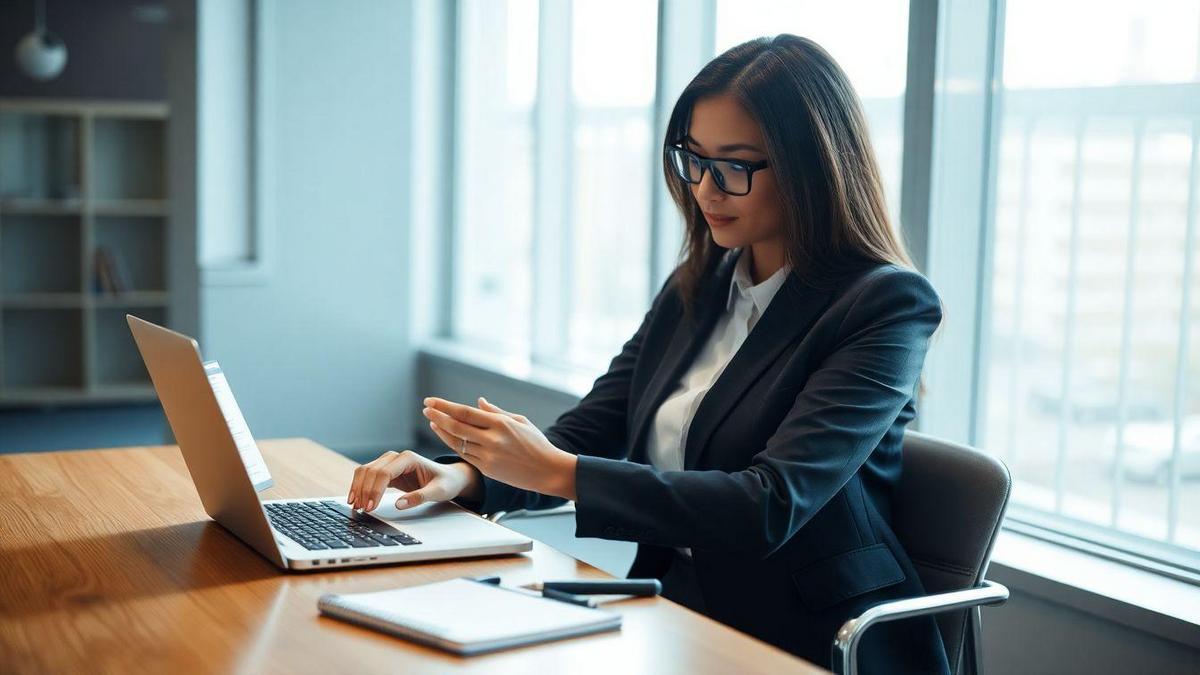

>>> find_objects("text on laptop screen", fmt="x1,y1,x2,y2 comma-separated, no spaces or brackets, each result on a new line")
203,361,274,491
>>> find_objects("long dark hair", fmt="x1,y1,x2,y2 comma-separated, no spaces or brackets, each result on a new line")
664,35,917,314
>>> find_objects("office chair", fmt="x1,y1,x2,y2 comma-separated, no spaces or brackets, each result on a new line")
831,430,1012,675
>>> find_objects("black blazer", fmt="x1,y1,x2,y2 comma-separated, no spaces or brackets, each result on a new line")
442,249,950,674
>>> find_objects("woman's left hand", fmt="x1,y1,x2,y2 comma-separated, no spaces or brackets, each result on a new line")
422,396,578,501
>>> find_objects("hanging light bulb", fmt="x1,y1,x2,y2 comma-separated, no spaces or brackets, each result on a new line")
15,0,68,82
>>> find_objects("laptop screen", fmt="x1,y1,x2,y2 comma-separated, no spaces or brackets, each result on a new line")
203,361,274,491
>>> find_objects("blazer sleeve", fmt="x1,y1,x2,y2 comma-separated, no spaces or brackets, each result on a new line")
572,268,943,559
433,273,677,516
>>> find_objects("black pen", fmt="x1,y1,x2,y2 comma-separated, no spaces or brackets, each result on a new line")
525,579,662,597
541,587,597,608
469,575,596,608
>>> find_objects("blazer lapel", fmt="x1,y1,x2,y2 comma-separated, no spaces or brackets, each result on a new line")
682,273,833,470
627,252,737,463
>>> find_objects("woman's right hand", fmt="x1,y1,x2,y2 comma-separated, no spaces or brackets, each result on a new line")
346,450,482,512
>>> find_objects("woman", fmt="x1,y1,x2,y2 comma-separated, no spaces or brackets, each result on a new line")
348,35,948,673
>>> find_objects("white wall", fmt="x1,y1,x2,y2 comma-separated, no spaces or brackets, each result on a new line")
199,0,415,458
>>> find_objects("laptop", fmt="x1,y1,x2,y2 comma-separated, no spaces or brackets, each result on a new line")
126,314,532,571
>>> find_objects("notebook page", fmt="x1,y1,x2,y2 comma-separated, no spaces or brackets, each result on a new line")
330,578,616,644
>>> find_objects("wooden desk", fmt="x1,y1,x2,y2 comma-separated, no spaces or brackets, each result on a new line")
0,439,820,673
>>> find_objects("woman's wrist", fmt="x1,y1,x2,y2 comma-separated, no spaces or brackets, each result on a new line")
545,451,578,501
452,461,484,502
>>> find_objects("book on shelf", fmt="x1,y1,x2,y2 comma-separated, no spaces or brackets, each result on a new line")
92,246,129,294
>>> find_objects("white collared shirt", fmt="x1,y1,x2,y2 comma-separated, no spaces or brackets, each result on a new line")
646,249,791,556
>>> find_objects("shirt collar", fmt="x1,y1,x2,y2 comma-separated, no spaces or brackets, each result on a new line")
726,248,792,314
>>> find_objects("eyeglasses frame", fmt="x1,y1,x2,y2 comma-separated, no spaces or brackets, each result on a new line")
665,144,771,196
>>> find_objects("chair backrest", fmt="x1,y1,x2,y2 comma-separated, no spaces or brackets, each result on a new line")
893,430,1012,675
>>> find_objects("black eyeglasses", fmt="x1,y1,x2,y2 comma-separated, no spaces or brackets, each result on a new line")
665,145,770,196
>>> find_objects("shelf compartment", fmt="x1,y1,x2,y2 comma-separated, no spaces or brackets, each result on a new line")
90,118,165,201
0,112,82,201
1,308,84,388
93,306,164,387
0,215,82,293
92,216,165,292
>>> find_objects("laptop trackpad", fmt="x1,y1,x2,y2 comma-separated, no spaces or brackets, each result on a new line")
363,495,463,522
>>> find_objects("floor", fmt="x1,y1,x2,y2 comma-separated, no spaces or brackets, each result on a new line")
0,403,169,454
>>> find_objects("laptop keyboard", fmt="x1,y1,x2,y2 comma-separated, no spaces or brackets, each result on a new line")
264,500,422,550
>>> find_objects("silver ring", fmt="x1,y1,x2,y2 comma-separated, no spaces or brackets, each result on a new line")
460,437,467,454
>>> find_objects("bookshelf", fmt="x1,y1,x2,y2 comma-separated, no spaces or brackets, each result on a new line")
0,99,171,406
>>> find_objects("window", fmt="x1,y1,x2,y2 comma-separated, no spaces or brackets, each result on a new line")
453,0,538,349
452,0,657,368
982,0,1200,562
564,0,658,367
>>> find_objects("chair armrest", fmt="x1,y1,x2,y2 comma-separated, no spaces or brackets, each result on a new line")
831,580,1009,675
487,502,578,523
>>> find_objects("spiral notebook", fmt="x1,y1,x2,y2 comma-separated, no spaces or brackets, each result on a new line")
318,578,622,655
